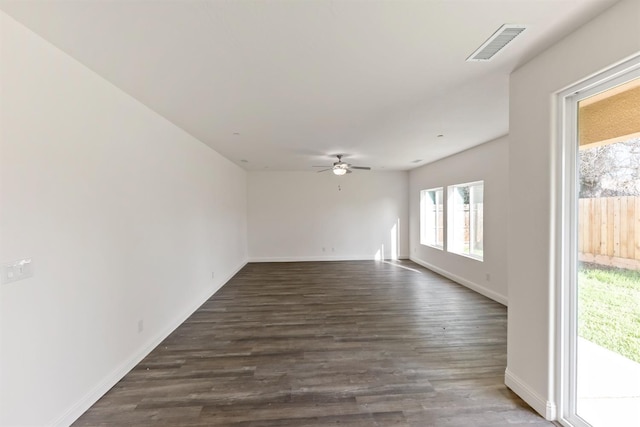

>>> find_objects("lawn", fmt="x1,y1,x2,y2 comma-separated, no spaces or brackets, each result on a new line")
578,264,640,363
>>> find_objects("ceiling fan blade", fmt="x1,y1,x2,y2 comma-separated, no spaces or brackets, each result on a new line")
346,169,353,174
312,165,332,168
316,168,331,173
350,166,371,170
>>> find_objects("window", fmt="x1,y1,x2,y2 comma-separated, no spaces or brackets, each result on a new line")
420,187,444,249
448,181,483,260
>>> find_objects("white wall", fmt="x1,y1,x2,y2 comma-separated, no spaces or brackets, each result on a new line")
507,0,640,419
248,171,409,261
0,12,248,426
408,136,509,305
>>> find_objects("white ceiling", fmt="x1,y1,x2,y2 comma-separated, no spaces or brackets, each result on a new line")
0,0,619,171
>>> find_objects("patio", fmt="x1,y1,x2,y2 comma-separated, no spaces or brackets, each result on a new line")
577,337,640,427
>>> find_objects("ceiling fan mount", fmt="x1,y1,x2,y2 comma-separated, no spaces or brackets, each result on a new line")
313,155,371,176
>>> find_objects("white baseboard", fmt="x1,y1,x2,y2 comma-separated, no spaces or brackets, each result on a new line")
505,368,557,421
249,255,409,263
409,256,508,306
53,260,248,427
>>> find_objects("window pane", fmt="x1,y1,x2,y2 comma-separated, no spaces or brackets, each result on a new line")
420,188,443,249
447,181,483,260
436,190,444,247
470,184,484,257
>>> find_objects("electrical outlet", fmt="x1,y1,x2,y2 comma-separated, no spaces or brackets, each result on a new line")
138,319,144,333
212,272,215,279
2,258,33,285
485,273,491,281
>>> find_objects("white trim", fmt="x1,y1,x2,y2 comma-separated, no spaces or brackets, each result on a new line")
505,368,557,420
52,260,248,427
249,255,410,263
410,256,507,306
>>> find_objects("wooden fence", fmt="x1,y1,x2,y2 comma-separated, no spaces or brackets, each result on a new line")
578,196,640,270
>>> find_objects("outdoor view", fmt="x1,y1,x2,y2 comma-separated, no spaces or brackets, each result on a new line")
578,137,640,363
577,136,640,426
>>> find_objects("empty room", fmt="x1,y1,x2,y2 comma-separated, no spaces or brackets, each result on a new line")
1,1,639,426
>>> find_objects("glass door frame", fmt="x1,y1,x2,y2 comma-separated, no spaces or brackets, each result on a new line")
555,54,640,427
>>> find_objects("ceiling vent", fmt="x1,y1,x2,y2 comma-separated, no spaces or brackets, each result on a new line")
466,24,527,62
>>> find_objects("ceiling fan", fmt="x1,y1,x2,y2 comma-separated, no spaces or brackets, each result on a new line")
313,155,372,176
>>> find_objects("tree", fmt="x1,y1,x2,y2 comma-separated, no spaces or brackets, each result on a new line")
579,137,640,198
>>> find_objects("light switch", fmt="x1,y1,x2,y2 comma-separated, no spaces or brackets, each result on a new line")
2,258,33,285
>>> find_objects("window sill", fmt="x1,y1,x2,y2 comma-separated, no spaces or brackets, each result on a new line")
449,251,483,262
420,243,444,250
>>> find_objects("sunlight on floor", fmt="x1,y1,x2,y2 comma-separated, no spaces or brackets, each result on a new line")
382,260,423,274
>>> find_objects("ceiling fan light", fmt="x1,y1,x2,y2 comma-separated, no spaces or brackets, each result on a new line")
333,167,347,176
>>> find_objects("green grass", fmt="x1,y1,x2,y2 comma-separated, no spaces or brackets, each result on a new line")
578,264,640,363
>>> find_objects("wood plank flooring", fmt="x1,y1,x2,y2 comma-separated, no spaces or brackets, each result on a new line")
73,260,557,426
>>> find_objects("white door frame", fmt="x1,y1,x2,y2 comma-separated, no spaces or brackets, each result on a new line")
555,54,640,427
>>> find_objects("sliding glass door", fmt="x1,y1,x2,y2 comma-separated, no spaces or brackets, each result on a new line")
558,57,640,427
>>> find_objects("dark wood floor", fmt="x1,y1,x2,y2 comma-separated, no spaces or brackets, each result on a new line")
74,260,557,426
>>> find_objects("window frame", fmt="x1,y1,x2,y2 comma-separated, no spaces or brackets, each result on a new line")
419,187,444,250
447,180,484,261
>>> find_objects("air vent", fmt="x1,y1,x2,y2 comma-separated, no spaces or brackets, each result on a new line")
466,24,526,62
